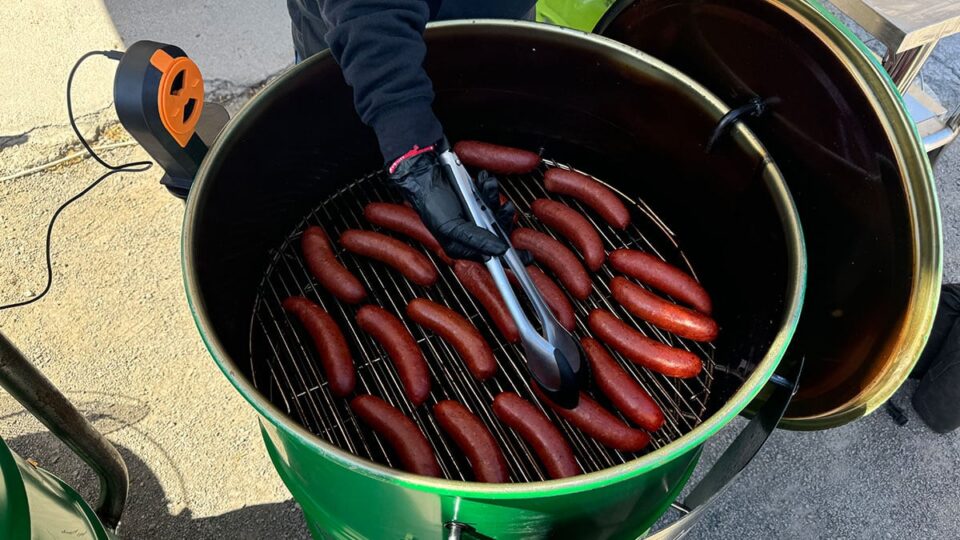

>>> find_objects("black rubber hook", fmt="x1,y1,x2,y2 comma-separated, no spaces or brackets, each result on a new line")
885,400,909,426
706,96,781,153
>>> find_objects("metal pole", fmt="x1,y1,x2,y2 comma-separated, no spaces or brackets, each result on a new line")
446,522,465,540
883,42,937,94
0,331,128,531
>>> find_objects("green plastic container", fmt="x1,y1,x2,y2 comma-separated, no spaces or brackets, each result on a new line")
0,437,113,540
536,0,614,31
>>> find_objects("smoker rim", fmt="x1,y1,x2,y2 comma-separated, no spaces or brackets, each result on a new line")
773,0,941,428
181,20,807,497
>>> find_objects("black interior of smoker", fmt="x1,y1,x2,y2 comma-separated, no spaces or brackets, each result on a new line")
189,25,794,416
598,0,914,416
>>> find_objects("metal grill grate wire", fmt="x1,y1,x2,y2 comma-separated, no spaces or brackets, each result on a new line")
248,161,716,482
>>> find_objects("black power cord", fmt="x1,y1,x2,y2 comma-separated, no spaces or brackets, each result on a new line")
0,51,152,310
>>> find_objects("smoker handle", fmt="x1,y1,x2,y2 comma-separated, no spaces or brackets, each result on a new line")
0,331,129,531
648,356,802,539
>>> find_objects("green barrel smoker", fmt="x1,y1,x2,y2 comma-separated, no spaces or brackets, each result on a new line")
176,20,806,539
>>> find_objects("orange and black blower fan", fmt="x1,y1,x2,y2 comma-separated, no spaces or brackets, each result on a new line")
114,41,225,199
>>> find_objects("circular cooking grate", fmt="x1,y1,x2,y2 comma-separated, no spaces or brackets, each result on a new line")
247,160,716,482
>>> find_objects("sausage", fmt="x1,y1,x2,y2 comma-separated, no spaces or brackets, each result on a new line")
433,400,509,483
453,260,519,343
453,140,540,175
340,230,438,287
531,199,605,271
531,384,650,452
282,296,355,397
507,266,575,331
406,299,497,380
363,202,452,265
610,277,718,342
510,228,592,300
301,226,367,304
608,249,713,314
492,392,581,479
581,338,664,432
543,168,630,230
350,395,441,477
588,309,702,378
356,305,431,406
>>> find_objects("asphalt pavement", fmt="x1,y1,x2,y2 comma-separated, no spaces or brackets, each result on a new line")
0,3,958,539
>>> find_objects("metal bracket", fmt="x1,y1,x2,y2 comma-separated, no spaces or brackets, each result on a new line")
159,101,230,200
648,357,802,539
446,521,466,540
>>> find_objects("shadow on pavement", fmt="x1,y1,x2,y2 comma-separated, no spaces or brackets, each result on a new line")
5,394,311,539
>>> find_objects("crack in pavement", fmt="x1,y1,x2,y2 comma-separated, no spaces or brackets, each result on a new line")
0,67,288,177
0,104,118,150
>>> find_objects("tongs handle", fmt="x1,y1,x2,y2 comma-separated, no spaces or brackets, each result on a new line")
438,146,584,408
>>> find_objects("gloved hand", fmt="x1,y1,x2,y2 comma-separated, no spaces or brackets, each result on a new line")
388,144,516,261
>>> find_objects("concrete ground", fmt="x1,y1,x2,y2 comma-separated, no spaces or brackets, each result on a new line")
0,0,291,176
0,2,958,539
1,1,302,538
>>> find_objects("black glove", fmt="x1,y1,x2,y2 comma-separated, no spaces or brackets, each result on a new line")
388,147,516,261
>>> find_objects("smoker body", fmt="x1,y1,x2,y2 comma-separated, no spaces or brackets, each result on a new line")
183,22,805,538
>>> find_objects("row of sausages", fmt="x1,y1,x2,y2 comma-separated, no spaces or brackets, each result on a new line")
349,337,665,482
306,141,630,304
279,140,718,481
284,295,491,401
293,224,714,397
306,172,714,346
284,292,664,481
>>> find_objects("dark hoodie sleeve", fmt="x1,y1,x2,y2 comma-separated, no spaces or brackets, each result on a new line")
321,0,443,162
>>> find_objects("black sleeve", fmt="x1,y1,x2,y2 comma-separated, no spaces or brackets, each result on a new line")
321,0,444,163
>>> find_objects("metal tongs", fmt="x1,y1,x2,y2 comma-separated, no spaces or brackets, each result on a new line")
439,146,585,409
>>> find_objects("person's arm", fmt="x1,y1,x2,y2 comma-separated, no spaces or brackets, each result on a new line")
320,0,513,260
321,0,442,162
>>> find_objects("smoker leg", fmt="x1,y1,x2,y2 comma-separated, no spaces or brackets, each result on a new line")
929,146,945,167
0,332,129,531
